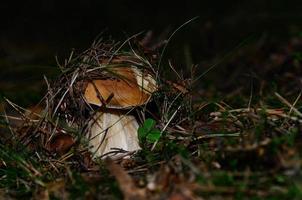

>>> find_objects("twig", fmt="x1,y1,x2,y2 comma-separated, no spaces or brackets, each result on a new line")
275,92,302,118
151,105,181,151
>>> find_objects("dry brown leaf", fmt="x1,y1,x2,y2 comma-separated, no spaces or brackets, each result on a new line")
48,134,75,154
105,158,146,200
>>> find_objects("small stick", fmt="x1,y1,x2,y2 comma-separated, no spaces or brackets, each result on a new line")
275,92,302,118
151,105,181,151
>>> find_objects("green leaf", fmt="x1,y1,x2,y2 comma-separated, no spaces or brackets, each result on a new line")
138,118,161,144
143,118,156,132
146,129,161,143
138,127,147,141
138,118,156,142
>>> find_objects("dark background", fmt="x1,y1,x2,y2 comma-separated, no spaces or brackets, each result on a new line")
1,0,302,105
2,1,302,56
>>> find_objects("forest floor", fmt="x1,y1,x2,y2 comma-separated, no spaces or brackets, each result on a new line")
1,32,302,200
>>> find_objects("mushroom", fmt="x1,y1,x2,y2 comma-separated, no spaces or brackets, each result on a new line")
84,61,157,158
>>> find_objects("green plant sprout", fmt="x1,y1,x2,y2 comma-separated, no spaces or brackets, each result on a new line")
138,118,161,143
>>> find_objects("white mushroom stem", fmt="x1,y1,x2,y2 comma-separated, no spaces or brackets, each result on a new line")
87,111,141,158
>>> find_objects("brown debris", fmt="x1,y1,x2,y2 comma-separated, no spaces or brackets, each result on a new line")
47,133,75,155
105,158,146,200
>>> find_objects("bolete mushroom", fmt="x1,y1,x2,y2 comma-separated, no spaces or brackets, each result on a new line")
84,61,157,158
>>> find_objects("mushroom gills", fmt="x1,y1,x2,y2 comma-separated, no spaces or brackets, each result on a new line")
87,111,141,158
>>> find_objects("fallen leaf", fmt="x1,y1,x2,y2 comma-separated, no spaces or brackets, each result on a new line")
48,134,75,154
105,158,146,200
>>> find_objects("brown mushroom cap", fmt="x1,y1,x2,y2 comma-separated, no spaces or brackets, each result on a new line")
84,66,157,109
